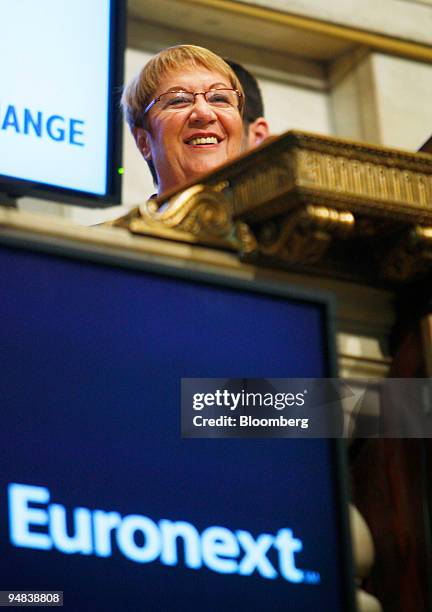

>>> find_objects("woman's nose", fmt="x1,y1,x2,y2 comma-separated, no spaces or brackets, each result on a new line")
189,94,217,124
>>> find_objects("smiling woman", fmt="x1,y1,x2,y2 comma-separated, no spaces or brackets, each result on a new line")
121,45,245,195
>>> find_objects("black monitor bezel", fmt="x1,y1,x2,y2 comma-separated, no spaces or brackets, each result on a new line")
0,228,357,611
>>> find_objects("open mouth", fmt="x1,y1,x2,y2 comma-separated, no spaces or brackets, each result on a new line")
186,136,220,146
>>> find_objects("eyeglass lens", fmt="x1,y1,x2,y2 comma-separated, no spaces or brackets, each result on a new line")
160,89,239,110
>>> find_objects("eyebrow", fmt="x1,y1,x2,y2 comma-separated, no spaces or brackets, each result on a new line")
163,82,231,93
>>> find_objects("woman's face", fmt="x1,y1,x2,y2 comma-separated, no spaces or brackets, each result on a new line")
137,66,244,194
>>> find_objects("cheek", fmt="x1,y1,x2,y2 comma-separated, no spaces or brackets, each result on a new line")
150,118,181,159
231,115,244,139
228,120,243,153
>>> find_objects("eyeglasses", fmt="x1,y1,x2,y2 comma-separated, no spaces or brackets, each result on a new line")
143,88,242,114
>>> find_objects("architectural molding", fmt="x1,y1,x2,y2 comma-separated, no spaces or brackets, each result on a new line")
123,130,432,284
127,17,326,90
129,0,432,63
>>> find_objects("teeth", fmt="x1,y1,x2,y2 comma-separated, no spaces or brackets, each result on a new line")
189,136,218,145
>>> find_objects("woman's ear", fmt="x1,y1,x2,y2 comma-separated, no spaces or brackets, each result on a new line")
133,128,152,160
248,117,270,148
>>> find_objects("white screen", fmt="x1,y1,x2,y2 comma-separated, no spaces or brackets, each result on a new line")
0,0,112,195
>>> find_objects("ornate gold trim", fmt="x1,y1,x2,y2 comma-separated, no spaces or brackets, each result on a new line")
297,150,432,208
181,0,432,63
257,205,354,264
381,224,432,281
117,130,432,284
130,184,257,255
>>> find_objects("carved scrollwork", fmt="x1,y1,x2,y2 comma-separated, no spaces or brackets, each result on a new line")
140,183,231,236
257,205,354,264
381,225,432,281
127,182,257,254
235,221,258,255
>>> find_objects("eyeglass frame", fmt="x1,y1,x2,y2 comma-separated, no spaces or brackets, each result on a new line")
143,88,243,115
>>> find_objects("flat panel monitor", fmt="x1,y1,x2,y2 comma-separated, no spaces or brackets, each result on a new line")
0,235,355,611
0,0,125,206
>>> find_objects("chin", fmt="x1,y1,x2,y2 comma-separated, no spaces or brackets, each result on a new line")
187,159,224,178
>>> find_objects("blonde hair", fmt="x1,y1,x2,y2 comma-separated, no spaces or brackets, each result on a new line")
121,44,244,131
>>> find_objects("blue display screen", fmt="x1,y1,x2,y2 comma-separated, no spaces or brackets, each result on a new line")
0,0,122,204
0,244,352,611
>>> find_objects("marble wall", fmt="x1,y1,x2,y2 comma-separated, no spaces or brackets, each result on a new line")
239,0,432,44
330,50,432,151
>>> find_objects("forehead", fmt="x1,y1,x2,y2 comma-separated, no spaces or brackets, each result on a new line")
154,66,231,95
